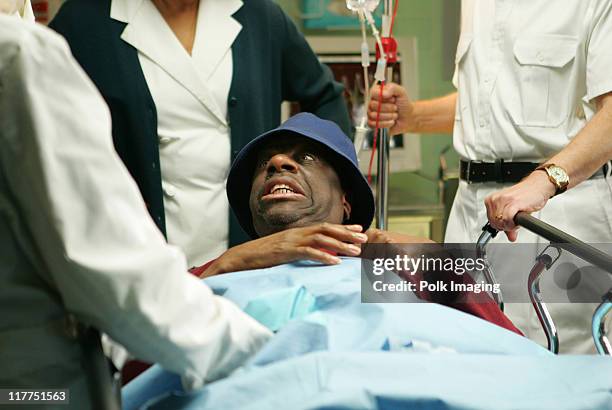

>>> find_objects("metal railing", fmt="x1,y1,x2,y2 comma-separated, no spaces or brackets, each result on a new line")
478,212,612,355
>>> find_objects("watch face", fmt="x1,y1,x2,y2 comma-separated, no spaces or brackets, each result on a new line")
549,166,569,183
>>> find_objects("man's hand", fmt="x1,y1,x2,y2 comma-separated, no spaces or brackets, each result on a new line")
364,228,435,244
484,171,556,241
368,84,457,135
361,228,435,262
368,82,414,135
199,224,368,278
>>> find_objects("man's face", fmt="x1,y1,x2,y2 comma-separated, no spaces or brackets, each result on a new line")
249,136,352,237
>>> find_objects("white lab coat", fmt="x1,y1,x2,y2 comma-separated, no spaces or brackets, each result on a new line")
0,17,270,408
446,0,612,353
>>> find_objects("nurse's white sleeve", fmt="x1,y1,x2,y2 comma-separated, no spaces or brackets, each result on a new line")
586,0,612,101
0,21,270,388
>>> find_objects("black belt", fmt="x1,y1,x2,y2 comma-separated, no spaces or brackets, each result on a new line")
460,159,610,184
460,159,539,183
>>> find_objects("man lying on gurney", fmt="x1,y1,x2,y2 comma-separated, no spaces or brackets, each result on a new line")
194,113,519,332
123,114,612,409
120,112,520,382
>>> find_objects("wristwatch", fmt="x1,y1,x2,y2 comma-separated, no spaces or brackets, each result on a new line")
535,164,569,197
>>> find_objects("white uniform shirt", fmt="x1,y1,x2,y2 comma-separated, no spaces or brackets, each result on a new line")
453,0,612,161
111,0,243,267
0,17,269,404
448,0,612,353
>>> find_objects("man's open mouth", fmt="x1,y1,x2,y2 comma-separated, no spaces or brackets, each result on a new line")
270,184,296,194
261,177,306,200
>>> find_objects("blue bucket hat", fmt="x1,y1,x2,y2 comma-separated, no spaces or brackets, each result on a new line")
227,112,375,238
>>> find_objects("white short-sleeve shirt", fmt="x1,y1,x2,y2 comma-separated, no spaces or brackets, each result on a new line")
447,0,612,354
453,0,612,162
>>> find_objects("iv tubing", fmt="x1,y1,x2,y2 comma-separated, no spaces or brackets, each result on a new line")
359,10,370,129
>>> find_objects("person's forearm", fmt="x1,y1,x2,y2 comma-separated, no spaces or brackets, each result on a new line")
407,92,457,134
545,92,612,189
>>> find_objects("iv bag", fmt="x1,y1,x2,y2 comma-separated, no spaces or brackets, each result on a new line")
346,0,380,13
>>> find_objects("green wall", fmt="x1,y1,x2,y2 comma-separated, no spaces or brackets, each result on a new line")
276,0,459,206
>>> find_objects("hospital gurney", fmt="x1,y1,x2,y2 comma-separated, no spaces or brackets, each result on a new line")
477,211,612,355
123,258,612,410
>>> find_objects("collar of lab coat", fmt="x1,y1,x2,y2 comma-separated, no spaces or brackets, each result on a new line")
110,0,243,126
21,0,34,22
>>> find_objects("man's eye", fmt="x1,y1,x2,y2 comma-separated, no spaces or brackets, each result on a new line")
256,159,269,169
300,153,315,162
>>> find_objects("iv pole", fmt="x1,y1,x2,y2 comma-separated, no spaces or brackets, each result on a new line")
350,0,397,230
375,8,397,229
376,127,390,229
